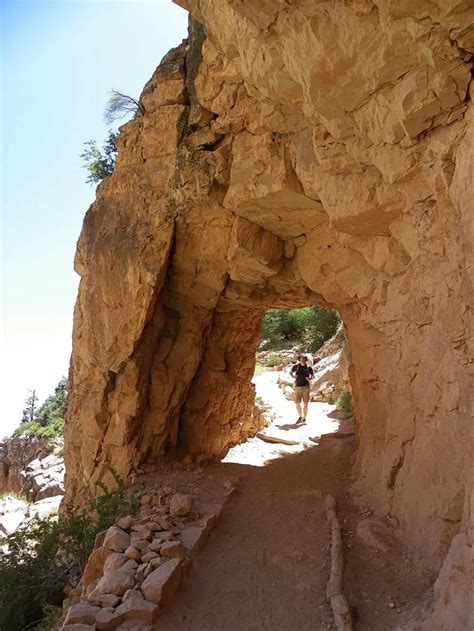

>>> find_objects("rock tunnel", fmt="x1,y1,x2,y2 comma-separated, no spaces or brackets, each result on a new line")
65,1,473,625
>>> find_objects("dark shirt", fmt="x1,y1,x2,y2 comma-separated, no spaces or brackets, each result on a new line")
291,363,314,387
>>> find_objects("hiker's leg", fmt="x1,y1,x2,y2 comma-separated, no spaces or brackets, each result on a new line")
303,400,308,420
296,400,302,419
295,387,303,420
302,387,309,420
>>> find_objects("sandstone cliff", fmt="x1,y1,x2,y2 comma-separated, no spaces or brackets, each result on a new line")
66,3,473,627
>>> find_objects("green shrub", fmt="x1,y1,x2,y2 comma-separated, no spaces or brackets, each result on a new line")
261,306,340,352
0,491,30,503
336,391,353,416
263,355,282,368
15,418,64,440
15,377,67,440
0,470,139,631
35,603,62,631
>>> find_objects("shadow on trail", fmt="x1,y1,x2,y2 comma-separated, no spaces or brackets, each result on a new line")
158,421,357,631
275,421,305,430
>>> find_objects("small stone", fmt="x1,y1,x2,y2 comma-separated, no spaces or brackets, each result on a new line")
117,515,133,530
122,558,138,570
140,494,152,505
389,603,395,609
146,521,162,532
155,516,173,530
103,526,130,552
149,540,162,553
131,538,150,553
95,607,123,630
64,602,100,625
131,525,153,540
135,563,148,585
160,541,186,560
104,552,127,574
141,558,182,605
125,546,141,561
97,594,120,608
123,588,144,601
142,551,159,563
155,530,173,542
169,494,193,518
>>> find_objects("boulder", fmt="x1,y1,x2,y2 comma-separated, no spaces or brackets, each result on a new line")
116,515,133,530
103,526,130,552
97,594,120,608
140,558,182,605
103,552,127,574
64,602,100,626
0,495,29,534
88,567,136,600
95,607,123,630
169,494,193,518
82,547,113,595
116,596,158,622
30,494,62,519
160,541,186,560
125,545,141,561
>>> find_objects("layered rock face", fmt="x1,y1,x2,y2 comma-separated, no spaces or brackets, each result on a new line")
66,1,473,625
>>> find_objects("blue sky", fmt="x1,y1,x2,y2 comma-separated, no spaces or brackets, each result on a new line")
1,0,188,436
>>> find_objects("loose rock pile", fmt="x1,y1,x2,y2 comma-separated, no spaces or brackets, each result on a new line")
61,489,224,630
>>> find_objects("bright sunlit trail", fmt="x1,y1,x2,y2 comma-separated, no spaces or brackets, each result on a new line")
0,0,188,437
223,371,340,467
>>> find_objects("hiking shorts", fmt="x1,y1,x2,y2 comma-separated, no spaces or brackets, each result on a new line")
295,385,310,403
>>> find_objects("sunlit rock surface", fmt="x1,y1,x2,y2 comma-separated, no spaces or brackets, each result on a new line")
66,3,473,627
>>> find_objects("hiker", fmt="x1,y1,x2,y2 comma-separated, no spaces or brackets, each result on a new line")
290,354,314,423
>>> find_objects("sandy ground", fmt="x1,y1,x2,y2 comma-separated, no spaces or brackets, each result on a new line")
154,371,433,631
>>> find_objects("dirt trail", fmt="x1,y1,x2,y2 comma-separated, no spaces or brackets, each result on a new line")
158,372,353,631
157,372,432,630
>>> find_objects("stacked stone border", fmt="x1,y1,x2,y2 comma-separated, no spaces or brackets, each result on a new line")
59,488,233,630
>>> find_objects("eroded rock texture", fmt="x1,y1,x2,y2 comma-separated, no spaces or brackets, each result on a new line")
66,2,473,626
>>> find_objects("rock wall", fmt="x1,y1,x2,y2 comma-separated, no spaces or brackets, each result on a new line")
66,2,473,626
0,434,63,500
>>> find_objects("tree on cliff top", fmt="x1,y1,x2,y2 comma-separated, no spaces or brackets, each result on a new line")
21,389,39,423
103,89,143,125
16,377,67,438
